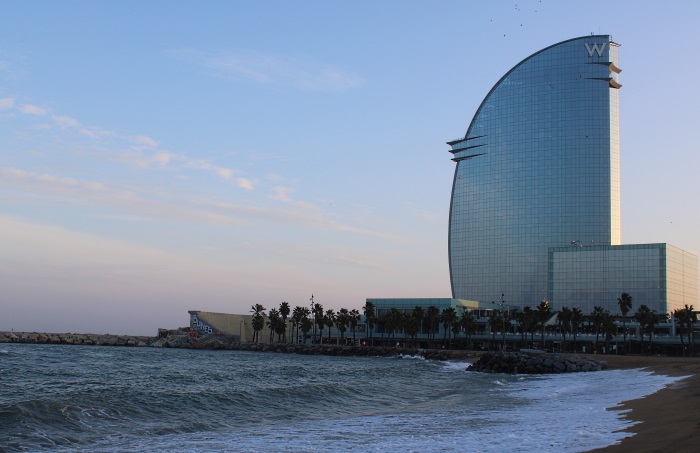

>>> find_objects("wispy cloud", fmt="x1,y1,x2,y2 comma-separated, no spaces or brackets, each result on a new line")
4,98,254,188
0,97,13,110
52,115,79,128
0,166,403,250
0,167,105,192
129,135,159,148
266,186,405,242
173,48,366,92
20,104,47,115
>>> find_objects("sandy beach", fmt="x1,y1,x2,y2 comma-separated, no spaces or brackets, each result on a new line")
587,354,700,452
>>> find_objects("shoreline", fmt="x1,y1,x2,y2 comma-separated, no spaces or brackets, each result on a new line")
587,354,700,452
4,336,699,450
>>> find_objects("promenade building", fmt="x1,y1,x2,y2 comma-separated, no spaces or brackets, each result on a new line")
446,35,697,314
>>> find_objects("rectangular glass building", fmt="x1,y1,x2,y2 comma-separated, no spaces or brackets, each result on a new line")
549,244,698,314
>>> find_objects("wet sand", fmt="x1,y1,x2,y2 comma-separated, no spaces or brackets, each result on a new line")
586,354,700,452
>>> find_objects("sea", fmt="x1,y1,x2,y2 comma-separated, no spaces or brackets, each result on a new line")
0,344,683,452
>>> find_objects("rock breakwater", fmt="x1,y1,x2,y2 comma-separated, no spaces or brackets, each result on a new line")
467,351,607,374
195,340,478,361
0,332,150,347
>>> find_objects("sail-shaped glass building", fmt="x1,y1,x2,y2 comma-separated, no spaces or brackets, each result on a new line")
447,35,697,313
448,35,621,306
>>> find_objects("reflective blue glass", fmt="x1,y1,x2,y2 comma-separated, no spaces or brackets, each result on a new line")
448,36,621,306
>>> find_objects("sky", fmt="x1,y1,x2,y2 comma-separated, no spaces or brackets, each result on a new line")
1,1,699,336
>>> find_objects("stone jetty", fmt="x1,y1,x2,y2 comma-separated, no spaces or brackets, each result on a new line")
0,332,150,347
467,351,607,374
191,340,479,361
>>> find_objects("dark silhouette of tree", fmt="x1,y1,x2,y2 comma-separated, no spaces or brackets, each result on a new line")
349,309,361,344
558,307,572,351
279,301,290,343
571,307,583,351
590,306,606,352
336,308,350,343
536,300,552,350
250,304,266,343
426,306,440,343
675,304,696,355
313,303,324,344
299,316,313,344
324,309,335,343
460,309,477,347
488,310,501,346
602,312,617,353
291,306,307,344
684,305,697,354
363,301,376,346
403,311,421,347
441,307,458,347
634,304,651,351
674,307,686,353
617,292,633,353
521,306,536,343
383,308,403,342
267,308,282,343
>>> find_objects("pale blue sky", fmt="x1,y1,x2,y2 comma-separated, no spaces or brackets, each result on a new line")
1,1,698,335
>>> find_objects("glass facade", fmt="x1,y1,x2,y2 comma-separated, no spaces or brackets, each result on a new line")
549,244,698,314
448,35,621,307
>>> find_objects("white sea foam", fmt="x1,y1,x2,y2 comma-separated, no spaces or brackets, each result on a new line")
83,368,684,453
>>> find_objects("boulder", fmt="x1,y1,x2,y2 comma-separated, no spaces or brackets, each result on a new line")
467,351,607,374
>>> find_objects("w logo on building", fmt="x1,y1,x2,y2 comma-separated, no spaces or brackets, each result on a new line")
585,42,607,57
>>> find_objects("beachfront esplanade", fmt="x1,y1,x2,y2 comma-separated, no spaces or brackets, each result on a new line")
447,35,697,313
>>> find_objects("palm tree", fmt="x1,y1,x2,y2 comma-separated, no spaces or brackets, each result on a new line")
441,307,458,348
279,302,290,343
488,310,501,346
403,312,420,347
412,306,425,337
426,306,440,343
602,312,617,353
336,308,350,343
363,301,376,346
674,307,686,353
460,309,477,348
683,305,697,354
324,309,335,343
267,308,281,343
250,304,266,343
349,309,360,344
558,307,572,351
571,307,583,351
634,305,651,352
521,306,536,343
299,316,313,344
291,306,307,344
617,292,633,353
590,306,605,352
536,300,552,350
674,305,697,355
384,308,403,343
313,303,324,344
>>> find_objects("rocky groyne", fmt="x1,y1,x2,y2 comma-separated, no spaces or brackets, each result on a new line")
0,332,150,347
194,339,479,361
0,331,479,361
467,351,607,374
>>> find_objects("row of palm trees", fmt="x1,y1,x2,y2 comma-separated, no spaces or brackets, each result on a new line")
250,301,363,345
249,296,698,355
